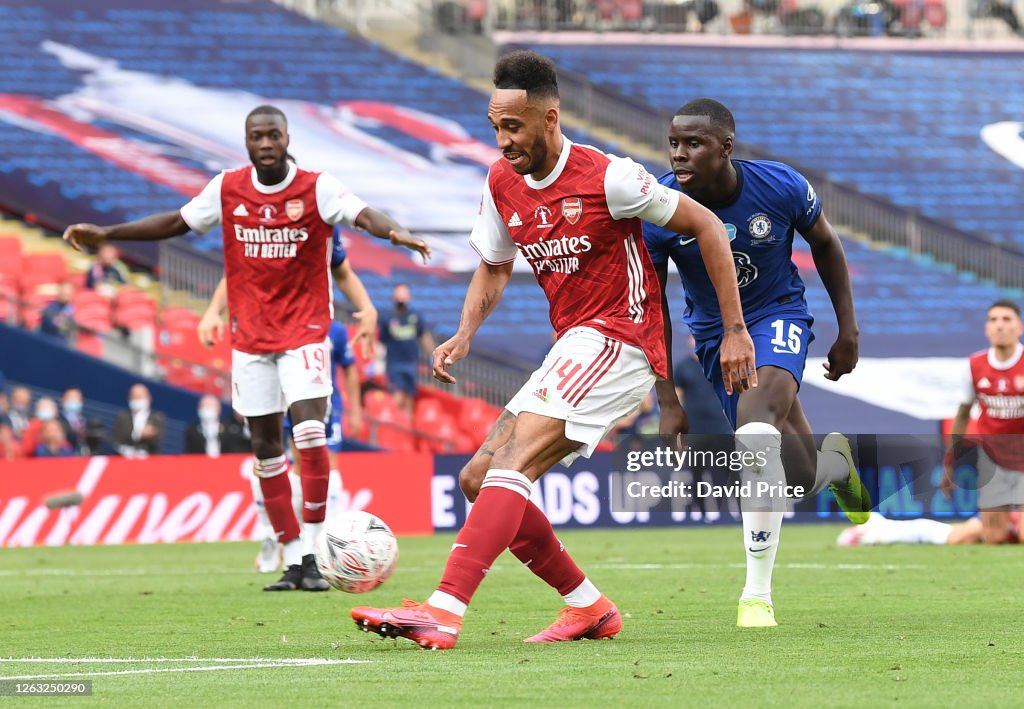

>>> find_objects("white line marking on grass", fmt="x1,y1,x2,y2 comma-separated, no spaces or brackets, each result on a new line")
0,568,253,578
0,658,368,680
591,562,926,571
0,658,358,663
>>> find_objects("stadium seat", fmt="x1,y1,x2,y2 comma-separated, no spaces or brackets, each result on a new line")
418,413,474,454
0,237,23,278
18,292,51,330
22,253,67,284
75,331,105,358
72,291,113,333
364,390,417,452
113,288,158,330
457,398,502,446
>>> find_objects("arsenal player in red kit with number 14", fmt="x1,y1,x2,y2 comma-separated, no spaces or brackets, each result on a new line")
64,105,430,592
350,51,756,650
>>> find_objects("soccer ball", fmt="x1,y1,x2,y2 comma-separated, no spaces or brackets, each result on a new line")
314,511,398,593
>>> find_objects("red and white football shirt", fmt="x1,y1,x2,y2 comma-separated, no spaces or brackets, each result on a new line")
470,138,679,378
962,342,1024,470
180,163,367,354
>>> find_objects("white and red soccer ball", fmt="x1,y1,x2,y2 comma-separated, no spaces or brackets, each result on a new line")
314,511,399,594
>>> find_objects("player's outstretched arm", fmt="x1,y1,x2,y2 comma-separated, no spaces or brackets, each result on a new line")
198,277,228,349
432,260,513,384
332,259,378,357
941,403,973,501
803,213,859,381
653,261,688,444
62,211,190,252
665,196,754,395
353,208,432,263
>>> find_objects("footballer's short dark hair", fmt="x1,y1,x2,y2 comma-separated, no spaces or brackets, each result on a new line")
989,299,1021,317
675,98,735,136
493,50,559,102
246,104,287,125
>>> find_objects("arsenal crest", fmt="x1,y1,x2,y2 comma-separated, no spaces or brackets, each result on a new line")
561,197,583,225
285,199,304,221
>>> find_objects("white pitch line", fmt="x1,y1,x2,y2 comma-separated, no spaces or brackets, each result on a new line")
591,562,926,571
0,658,356,663
0,659,368,680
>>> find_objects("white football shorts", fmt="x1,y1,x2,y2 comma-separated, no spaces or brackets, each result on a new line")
231,337,333,417
505,326,656,466
976,449,1024,510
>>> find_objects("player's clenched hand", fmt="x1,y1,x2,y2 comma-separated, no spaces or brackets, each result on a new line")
62,223,107,252
389,229,432,264
720,327,757,395
197,309,225,349
350,306,378,358
823,334,859,381
432,334,470,384
940,463,957,501
659,401,688,448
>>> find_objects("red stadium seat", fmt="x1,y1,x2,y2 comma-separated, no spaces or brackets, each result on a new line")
75,331,105,358
22,253,67,284
0,277,18,325
72,291,112,333
418,414,474,454
364,390,417,452
19,293,51,330
0,237,23,278
457,398,502,446
113,289,158,331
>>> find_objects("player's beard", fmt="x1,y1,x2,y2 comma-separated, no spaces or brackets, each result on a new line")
519,134,548,176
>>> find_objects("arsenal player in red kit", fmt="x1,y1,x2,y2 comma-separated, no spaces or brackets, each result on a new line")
63,105,430,592
943,299,1024,542
350,51,755,649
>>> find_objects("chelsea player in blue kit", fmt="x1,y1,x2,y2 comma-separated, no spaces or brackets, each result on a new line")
643,99,871,628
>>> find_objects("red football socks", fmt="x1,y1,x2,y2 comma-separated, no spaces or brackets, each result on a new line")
510,501,586,596
436,469,533,604
256,455,300,543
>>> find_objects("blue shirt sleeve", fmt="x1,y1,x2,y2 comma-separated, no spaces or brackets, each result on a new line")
789,167,822,233
330,226,347,269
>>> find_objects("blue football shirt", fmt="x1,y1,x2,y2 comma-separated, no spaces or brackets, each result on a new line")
643,160,821,339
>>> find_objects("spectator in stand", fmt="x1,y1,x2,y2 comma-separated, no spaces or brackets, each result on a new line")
111,383,165,457
39,281,76,341
34,419,75,458
59,387,88,453
0,392,16,459
7,386,32,441
85,243,129,295
20,396,60,457
379,283,434,417
184,394,252,456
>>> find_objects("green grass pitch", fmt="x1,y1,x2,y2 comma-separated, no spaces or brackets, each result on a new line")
3,526,1022,707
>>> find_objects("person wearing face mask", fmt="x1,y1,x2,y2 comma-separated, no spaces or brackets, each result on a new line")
111,383,166,457
20,396,60,457
185,394,224,457
379,283,435,418
59,387,87,454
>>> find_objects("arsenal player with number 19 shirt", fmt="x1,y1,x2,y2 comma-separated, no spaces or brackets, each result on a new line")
350,51,755,650
63,105,431,593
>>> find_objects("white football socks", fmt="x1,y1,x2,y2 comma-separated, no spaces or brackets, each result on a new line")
302,521,323,557
736,421,785,605
563,577,601,608
282,537,303,567
427,590,468,617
